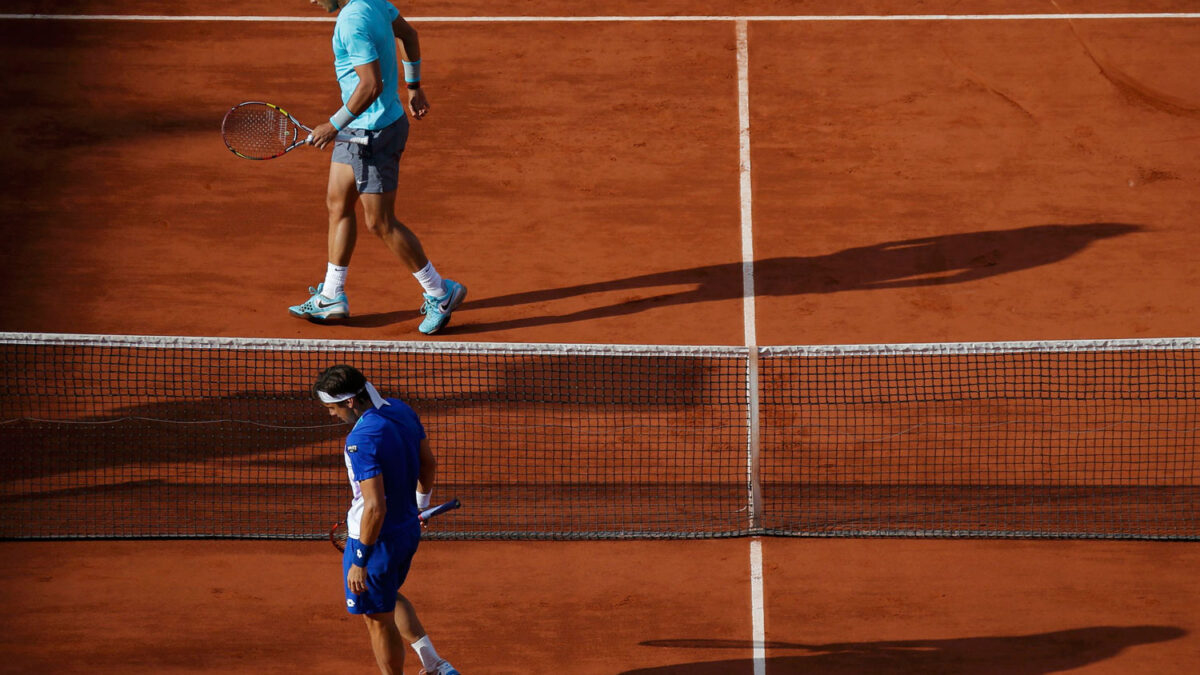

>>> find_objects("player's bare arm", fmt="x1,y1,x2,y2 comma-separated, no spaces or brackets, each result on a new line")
312,60,385,148
415,438,437,529
347,474,386,594
417,438,437,495
393,15,429,119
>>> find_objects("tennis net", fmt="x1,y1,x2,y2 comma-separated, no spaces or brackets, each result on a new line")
1,333,1196,540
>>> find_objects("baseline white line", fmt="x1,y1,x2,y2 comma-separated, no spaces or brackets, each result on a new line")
2,13,1199,22
750,538,767,675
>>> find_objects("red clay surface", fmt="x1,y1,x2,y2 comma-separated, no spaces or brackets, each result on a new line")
0,540,755,675
0,18,744,345
1,6,1197,344
749,17,1200,345
2,539,1198,673
756,539,1200,675
1,2,1198,673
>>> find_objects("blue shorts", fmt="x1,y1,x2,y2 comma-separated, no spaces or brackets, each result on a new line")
331,115,409,194
342,525,420,615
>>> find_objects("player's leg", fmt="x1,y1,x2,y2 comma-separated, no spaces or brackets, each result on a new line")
361,190,466,333
362,612,406,674
288,160,357,322
357,114,426,272
385,528,459,675
346,534,413,674
357,115,466,334
392,590,426,642
360,190,429,272
326,160,359,268
394,592,460,675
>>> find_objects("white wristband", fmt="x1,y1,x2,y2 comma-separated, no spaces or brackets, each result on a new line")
416,491,431,510
329,105,357,131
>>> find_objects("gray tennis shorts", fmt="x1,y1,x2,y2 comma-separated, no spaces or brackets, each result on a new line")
331,115,409,194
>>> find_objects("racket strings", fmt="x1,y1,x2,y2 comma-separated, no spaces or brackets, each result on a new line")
222,104,297,159
330,522,348,552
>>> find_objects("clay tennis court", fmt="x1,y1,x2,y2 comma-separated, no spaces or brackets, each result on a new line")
1,1,1199,672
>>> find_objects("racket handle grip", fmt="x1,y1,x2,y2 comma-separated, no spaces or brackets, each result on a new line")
303,133,369,146
337,133,370,146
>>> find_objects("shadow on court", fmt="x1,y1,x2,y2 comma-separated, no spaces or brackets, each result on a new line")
623,625,1186,674
0,392,348,537
0,393,344,482
406,222,1140,334
343,307,422,328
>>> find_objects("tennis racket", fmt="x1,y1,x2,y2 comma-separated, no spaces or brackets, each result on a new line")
330,498,462,553
221,101,368,160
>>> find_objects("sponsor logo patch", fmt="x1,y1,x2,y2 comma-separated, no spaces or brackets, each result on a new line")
346,444,358,453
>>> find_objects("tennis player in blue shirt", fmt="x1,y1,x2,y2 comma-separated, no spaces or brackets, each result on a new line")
293,0,467,335
315,364,461,675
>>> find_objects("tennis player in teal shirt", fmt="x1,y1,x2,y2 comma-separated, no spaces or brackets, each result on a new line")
315,364,461,675
293,0,467,335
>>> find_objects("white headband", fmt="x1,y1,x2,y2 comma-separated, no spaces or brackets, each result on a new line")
317,381,389,409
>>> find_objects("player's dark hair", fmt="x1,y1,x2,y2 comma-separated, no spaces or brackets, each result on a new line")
313,364,368,403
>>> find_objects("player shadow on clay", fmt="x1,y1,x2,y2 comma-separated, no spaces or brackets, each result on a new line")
0,394,346,487
621,625,1186,674
0,392,351,535
389,222,1139,334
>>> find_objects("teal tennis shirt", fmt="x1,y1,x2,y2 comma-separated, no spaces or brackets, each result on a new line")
332,0,405,130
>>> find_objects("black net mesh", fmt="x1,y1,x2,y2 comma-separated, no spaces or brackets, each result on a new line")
1,334,1196,540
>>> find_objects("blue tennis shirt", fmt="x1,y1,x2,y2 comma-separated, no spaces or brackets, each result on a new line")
343,397,424,540
332,0,405,130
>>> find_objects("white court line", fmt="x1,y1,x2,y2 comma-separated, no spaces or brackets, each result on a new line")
735,19,758,514
2,13,1200,22
737,19,766,675
750,539,767,675
737,19,756,352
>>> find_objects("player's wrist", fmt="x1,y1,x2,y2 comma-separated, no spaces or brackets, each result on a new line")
350,539,375,567
329,105,357,131
406,82,421,90
402,59,421,86
416,490,431,510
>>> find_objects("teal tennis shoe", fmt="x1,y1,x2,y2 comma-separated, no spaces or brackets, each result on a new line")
418,279,466,335
288,283,349,323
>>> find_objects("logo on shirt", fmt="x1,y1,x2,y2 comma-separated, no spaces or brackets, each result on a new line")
346,444,358,453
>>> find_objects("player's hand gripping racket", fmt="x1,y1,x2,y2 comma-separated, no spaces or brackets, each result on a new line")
330,498,461,553
221,101,368,160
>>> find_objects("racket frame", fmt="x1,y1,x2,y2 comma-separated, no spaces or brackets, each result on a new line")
222,101,368,161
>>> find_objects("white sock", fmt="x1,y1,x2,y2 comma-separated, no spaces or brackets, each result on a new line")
412,261,447,298
322,263,348,299
410,635,442,672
